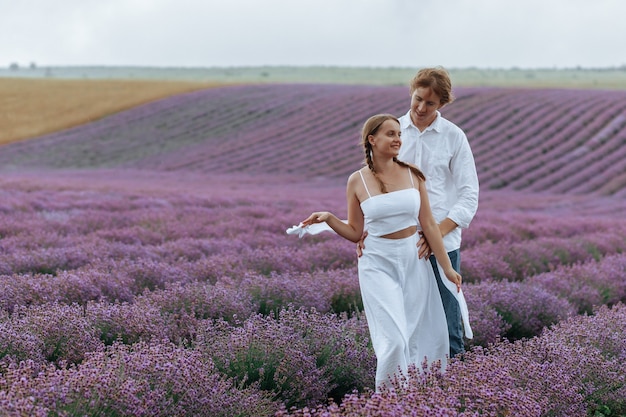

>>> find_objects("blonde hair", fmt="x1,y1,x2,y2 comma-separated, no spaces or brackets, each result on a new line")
409,66,455,106
361,114,425,193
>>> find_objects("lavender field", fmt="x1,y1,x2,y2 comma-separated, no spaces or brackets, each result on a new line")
1,84,626,416
2,84,626,196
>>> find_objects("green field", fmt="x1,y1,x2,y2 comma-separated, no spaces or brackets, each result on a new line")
2,65,626,89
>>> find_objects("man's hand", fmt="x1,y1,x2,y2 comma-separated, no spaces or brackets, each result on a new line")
417,232,432,259
356,230,368,257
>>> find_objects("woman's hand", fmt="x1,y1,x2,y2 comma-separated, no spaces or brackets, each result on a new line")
302,212,331,226
444,268,462,293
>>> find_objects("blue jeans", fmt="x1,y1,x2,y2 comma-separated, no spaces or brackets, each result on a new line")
429,249,464,357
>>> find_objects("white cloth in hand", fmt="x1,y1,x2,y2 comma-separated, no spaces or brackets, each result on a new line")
434,259,473,339
286,222,337,238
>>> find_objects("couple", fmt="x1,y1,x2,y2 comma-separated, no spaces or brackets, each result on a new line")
299,67,479,390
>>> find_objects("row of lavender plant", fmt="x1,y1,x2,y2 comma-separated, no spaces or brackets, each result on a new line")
2,173,626,326
4,246,624,361
2,300,624,416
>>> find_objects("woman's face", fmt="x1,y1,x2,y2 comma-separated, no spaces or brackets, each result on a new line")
369,119,402,158
410,87,443,130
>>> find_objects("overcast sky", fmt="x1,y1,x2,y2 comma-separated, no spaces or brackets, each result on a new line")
2,0,625,69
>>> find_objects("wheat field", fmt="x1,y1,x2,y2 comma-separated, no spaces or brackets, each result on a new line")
0,78,220,145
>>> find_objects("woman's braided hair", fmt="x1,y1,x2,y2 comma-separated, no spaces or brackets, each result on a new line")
361,114,425,194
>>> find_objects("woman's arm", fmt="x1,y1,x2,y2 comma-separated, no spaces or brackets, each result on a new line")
301,173,364,243
417,179,462,291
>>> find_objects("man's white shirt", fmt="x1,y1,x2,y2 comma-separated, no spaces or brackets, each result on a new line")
398,110,479,252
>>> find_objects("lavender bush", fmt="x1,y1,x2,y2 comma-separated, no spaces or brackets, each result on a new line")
528,253,626,314
278,303,626,417
194,307,375,409
464,280,576,340
0,341,279,417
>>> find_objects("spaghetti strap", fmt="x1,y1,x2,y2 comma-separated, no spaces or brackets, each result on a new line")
408,167,415,188
359,170,372,198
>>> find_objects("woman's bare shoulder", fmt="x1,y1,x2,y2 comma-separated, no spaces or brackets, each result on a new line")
347,168,367,182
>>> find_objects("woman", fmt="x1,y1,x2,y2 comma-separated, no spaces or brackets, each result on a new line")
300,114,461,390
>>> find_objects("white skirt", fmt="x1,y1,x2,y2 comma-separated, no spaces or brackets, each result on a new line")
358,232,449,390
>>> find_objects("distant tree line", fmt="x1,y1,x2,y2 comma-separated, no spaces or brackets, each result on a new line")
8,62,38,70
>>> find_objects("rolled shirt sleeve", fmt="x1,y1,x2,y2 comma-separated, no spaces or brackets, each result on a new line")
447,132,479,230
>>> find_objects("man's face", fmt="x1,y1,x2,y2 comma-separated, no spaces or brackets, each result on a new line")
409,87,443,129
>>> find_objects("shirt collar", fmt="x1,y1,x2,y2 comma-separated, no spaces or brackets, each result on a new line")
401,110,442,133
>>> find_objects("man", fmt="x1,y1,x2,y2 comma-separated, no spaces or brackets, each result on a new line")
399,67,479,357
359,67,478,357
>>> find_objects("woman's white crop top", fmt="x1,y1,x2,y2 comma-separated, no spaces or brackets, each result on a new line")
359,168,420,237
